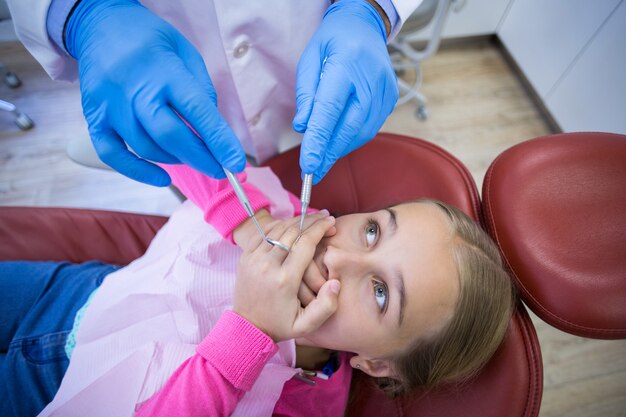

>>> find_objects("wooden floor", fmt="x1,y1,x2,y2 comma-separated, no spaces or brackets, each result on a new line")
1,39,625,416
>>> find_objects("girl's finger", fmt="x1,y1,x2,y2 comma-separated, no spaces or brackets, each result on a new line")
265,222,302,259
302,261,326,295
275,211,334,255
298,281,317,307
262,210,331,255
298,261,326,307
293,279,341,337
256,218,294,254
283,215,335,279
263,209,330,237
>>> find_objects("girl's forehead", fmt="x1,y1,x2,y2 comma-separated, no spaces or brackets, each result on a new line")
338,201,430,218
388,203,459,337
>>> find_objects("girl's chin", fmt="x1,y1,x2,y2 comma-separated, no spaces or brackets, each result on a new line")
295,330,327,348
294,335,319,347
296,330,341,352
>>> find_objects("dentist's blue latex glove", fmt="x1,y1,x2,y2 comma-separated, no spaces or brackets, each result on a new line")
65,0,245,186
293,0,398,184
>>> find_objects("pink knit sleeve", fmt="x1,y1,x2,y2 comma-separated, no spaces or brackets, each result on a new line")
162,164,272,243
135,311,278,417
161,164,310,243
161,116,304,238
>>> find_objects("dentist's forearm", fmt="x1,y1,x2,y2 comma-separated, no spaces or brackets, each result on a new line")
366,0,393,37
46,0,79,52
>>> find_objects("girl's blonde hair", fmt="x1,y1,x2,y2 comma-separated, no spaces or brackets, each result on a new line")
375,199,515,397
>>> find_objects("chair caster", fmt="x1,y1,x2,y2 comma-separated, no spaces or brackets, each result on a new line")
15,112,34,130
416,105,428,121
4,72,21,89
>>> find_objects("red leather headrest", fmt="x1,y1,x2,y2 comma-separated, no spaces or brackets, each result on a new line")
265,133,482,221
266,133,541,417
483,132,626,339
345,304,541,417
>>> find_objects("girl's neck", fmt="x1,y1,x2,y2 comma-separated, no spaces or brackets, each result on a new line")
295,344,332,370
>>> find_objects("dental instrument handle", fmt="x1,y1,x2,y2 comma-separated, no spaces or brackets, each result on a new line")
224,168,272,242
299,173,313,231
224,168,255,218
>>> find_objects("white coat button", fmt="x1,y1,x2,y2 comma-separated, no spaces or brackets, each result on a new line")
233,42,250,58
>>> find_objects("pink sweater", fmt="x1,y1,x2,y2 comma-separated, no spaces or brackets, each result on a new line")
136,164,351,417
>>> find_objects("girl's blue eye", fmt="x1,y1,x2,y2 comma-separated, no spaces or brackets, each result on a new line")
373,280,388,312
365,221,378,246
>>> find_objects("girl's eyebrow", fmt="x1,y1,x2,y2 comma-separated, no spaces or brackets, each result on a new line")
395,268,406,328
382,208,405,327
384,208,398,234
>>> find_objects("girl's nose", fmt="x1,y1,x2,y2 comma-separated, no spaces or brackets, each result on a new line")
323,245,363,281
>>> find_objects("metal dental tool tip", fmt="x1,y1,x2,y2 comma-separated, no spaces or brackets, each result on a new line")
299,173,313,233
266,239,290,252
224,168,290,252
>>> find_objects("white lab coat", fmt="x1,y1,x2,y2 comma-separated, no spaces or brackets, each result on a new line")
8,0,422,162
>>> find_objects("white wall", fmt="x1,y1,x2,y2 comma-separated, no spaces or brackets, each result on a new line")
544,1,626,134
498,0,626,134
406,0,514,41
498,0,620,99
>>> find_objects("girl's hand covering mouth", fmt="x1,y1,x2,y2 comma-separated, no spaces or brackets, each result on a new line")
233,211,341,342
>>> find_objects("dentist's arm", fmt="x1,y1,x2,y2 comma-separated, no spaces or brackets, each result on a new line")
294,0,424,183
6,0,77,80
294,0,398,184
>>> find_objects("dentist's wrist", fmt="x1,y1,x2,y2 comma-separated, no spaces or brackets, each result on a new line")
64,0,141,59
365,0,391,37
46,0,80,53
331,0,394,38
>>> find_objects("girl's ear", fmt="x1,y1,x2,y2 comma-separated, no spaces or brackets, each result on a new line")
349,355,396,378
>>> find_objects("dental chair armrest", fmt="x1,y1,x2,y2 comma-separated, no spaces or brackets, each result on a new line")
0,206,166,264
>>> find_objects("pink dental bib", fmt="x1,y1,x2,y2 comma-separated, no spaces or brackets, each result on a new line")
39,168,298,417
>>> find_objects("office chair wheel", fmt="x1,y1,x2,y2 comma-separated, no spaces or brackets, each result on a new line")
416,105,428,120
15,112,34,130
4,72,21,88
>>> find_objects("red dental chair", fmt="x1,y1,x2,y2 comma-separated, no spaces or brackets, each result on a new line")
1,132,625,416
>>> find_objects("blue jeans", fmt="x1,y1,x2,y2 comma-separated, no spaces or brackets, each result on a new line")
0,261,117,417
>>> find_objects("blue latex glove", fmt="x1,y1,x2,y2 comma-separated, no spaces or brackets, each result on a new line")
293,0,398,184
65,0,245,186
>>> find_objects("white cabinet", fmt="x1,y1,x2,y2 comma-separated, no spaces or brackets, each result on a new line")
498,0,626,134
406,0,513,41
437,0,510,38
545,1,626,134
498,0,620,98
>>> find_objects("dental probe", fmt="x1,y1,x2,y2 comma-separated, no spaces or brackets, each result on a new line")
299,173,313,233
224,168,290,252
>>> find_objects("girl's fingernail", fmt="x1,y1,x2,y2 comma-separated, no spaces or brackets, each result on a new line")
329,280,340,294
319,209,329,216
